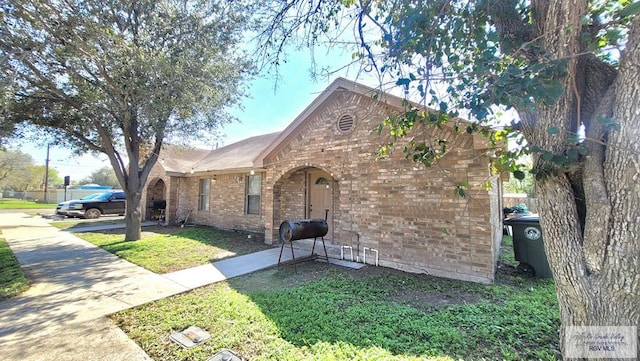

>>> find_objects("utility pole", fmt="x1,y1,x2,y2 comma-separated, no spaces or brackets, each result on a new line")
44,143,50,203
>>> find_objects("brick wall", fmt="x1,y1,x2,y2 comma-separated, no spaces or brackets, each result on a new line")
176,173,265,237
262,91,498,283
273,170,307,225
152,89,500,283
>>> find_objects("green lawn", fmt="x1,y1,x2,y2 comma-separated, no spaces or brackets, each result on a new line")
50,218,126,230
111,238,560,361
0,237,28,299
74,226,274,274
0,198,57,209
499,235,518,266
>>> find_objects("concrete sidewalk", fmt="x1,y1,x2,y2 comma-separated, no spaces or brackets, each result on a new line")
0,213,307,361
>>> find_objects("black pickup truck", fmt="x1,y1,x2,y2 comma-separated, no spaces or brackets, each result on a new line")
64,191,126,219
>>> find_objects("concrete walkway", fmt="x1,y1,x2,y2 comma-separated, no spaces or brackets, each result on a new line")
0,213,308,361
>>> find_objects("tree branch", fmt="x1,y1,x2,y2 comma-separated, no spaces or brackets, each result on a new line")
90,120,128,189
484,0,533,51
582,83,615,274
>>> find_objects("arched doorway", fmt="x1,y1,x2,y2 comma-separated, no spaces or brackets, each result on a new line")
146,178,166,221
271,167,335,242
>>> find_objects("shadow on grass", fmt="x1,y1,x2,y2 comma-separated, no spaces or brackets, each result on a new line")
97,240,139,253
73,225,275,273
110,238,560,360
50,217,127,231
222,262,559,360
112,260,559,361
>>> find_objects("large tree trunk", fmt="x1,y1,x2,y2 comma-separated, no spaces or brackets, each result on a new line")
125,191,143,241
520,1,640,358
103,139,151,242
123,155,145,241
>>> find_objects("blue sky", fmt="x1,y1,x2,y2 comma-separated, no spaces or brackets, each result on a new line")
15,45,373,181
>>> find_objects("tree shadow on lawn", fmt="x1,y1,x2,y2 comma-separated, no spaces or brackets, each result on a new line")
223,261,560,360
109,242,559,360
49,215,128,230
79,225,276,273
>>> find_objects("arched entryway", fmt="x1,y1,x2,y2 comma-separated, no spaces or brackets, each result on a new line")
272,167,336,241
146,178,167,221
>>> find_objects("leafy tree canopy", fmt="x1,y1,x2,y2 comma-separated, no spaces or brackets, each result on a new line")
0,149,33,187
81,166,120,189
0,149,60,191
259,0,636,172
1,0,256,239
258,0,640,357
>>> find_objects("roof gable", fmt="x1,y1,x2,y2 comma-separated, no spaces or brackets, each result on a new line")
160,78,492,175
253,78,385,166
252,77,490,167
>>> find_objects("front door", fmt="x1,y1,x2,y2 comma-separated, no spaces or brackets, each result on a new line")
308,170,333,239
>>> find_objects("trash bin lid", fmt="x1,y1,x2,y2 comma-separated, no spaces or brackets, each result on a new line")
504,214,539,225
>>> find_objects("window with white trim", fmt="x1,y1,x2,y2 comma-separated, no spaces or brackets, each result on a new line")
246,174,261,215
198,178,210,211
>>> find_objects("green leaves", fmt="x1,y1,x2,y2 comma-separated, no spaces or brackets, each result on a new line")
395,77,411,88
3,0,255,240
3,0,254,149
619,1,640,18
597,115,621,132
454,182,469,198
526,140,588,181
376,107,454,167
565,148,580,161
513,170,526,181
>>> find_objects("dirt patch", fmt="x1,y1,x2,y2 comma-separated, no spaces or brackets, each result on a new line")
392,287,483,308
230,260,335,292
494,261,538,286
496,261,519,275
230,260,487,309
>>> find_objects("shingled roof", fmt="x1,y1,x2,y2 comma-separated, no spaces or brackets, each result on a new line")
158,77,491,176
157,146,211,174
159,132,280,175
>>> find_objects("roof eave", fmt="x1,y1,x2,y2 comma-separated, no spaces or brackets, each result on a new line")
167,166,268,178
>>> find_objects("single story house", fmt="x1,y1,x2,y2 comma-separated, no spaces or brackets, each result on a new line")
143,78,503,283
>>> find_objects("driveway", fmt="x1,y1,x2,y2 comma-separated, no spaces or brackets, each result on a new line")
0,213,189,361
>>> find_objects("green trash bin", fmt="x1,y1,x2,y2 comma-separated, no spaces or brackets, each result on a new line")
503,215,553,278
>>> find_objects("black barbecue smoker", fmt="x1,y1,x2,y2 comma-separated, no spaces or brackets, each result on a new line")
277,215,329,272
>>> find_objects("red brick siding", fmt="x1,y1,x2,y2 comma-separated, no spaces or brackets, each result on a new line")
262,91,497,283
177,173,265,236
148,90,499,283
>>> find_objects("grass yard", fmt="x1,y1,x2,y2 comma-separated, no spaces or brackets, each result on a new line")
50,217,126,230
0,198,57,209
111,238,560,361
74,226,275,273
499,235,517,266
0,237,28,299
